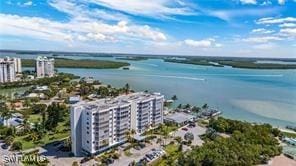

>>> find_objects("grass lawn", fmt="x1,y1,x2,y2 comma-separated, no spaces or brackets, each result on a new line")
164,144,179,154
28,114,42,123
124,150,133,156
151,144,180,166
15,121,70,150
148,124,179,136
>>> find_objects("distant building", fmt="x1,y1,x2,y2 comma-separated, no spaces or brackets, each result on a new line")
81,77,95,84
36,56,55,78
0,57,17,83
69,95,81,104
35,85,49,91
13,57,22,73
71,92,164,156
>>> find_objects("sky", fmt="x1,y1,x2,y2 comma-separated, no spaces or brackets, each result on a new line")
0,0,295,58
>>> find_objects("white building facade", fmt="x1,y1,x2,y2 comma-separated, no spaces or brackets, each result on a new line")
36,56,55,78
13,57,22,73
0,57,19,83
71,92,164,156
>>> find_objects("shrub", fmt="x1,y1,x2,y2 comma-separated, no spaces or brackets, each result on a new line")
11,141,22,150
4,136,14,145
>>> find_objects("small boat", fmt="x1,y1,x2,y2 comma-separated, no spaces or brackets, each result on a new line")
123,67,130,70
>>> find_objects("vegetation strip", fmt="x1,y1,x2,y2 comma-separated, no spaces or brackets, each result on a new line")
22,58,130,69
164,58,296,69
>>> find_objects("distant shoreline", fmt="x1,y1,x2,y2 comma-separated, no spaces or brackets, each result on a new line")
164,58,296,69
22,58,130,69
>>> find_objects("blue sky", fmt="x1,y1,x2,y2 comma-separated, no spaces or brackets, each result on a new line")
0,0,295,57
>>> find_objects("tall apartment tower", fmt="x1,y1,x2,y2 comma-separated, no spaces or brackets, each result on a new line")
36,56,55,78
13,58,22,73
0,57,16,83
71,92,164,156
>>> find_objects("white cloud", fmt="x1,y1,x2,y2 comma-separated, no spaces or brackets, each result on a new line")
256,17,296,25
16,1,33,7
251,28,275,34
215,43,223,47
208,7,280,22
88,0,195,18
243,36,282,43
279,23,296,28
261,0,272,6
240,0,257,4
279,28,296,37
278,0,285,5
253,43,275,49
23,1,33,6
184,38,221,48
0,14,167,44
49,0,128,22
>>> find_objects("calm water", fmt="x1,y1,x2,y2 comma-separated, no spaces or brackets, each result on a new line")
2,53,296,127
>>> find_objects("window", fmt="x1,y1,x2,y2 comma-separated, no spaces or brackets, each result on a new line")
87,141,89,144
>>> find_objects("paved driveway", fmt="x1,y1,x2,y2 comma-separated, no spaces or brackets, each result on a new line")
173,124,207,146
111,141,161,166
0,141,22,166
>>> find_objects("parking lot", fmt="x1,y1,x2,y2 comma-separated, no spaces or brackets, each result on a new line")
111,140,162,166
173,124,207,146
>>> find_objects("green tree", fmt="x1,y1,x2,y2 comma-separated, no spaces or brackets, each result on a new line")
124,83,130,94
4,136,14,145
31,104,47,114
11,141,22,150
171,95,178,100
202,103,209,109
21,119,31,133
72,161,79,166
0,104,12,126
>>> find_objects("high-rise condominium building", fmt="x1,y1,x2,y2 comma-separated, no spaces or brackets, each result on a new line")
0,57,18,83
13,57,22,73
71,92,164,156
36,56,55,78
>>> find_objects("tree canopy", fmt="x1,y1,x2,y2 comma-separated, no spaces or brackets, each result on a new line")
177,117,282,166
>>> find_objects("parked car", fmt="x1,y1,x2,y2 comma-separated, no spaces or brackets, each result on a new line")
1,144,9,149
181,127,188,131
188,123,196,128
134,146,141,150
139,143,146,148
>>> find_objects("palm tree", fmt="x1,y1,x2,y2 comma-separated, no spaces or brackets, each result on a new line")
171,95,178,101
0,105,12,126
124,83,130,94
125,130,131,142
202,103,209,110
21,119,31,133
131,129,136,135
30,132,39,142
24,99,31,108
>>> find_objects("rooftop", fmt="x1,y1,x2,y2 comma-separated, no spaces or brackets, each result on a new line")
164,112,195,124
72,92,164,112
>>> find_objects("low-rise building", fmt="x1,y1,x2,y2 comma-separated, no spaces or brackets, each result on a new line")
69,96,81,104
71,92,164,156
0,113,24,127
164,112,195,126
